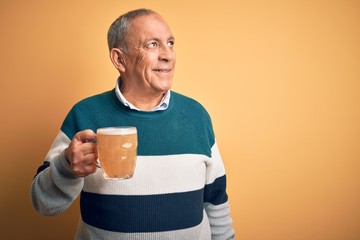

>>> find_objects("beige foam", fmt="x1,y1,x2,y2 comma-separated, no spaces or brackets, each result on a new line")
97,127,137,135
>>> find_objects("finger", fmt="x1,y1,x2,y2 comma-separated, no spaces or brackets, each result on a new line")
68,143,97,167
71,153,98,177
79,142,97,156
73,163,98,177
75,129,96,144
81,152,98,165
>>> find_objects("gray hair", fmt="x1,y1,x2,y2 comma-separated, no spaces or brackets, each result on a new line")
107,8,156,52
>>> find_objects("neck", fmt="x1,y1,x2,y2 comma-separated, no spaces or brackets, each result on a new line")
120,83,166,111
124,92,165,111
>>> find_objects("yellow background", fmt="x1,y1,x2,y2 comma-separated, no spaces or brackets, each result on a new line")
1,0,359,239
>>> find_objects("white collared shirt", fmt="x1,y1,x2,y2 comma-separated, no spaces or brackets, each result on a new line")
115,78,171,112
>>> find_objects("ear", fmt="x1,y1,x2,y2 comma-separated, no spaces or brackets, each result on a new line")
110,48,126,72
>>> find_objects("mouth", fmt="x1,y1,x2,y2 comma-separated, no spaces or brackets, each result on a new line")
153,68,172,73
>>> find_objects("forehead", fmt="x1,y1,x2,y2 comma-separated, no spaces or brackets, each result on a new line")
129,14,173,40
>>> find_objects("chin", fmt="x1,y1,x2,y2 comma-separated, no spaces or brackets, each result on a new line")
158,79,173,91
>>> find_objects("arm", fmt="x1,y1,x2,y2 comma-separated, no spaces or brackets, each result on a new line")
204,141,235,240
30,130,97,216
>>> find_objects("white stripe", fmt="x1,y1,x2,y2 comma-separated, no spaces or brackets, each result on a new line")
205,141,226,185
83,153,210,195
48,132,226,196
44,131,71,163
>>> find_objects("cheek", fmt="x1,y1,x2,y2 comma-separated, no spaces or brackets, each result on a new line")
135,51,146,65
137,51,159,69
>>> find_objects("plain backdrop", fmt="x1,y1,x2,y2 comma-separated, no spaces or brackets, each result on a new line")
1,0,359,239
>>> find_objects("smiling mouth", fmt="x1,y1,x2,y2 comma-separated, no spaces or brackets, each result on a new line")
153,69,171,72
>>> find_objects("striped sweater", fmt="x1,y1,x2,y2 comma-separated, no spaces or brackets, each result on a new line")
31,89,235,239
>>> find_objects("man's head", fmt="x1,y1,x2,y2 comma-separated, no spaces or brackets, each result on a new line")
108,9,176,99
107,9,155,52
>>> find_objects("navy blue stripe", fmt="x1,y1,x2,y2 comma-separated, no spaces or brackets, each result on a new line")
80,189,204,233
33,161,50,179
204,175,228,205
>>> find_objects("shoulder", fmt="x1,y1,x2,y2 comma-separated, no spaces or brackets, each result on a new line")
61,89,116,139
72,89,115,110
171,91,215,145
171,91,210,118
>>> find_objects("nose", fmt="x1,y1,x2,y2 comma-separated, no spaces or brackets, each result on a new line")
159,45,175,62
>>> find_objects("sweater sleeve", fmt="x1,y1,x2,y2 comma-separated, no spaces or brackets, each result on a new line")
204,141,235,240
30,131,84,216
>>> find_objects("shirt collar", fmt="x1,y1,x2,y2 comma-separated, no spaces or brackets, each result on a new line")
115,77,171,112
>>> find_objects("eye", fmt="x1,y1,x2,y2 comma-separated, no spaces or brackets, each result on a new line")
167,40,174,47
147,42,158,49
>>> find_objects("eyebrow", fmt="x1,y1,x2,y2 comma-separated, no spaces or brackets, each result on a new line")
146,36,175,42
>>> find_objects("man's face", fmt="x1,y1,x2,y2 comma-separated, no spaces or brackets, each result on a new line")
121,14,176,95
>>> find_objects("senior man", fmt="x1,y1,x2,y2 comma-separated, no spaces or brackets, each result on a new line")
31,8,235,240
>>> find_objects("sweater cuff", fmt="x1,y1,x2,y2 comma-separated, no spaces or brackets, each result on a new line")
52,150,80,180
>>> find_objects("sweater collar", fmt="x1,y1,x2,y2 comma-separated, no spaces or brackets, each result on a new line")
115,77,171,112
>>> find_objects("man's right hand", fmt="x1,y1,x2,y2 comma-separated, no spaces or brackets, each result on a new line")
65,129,98,177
